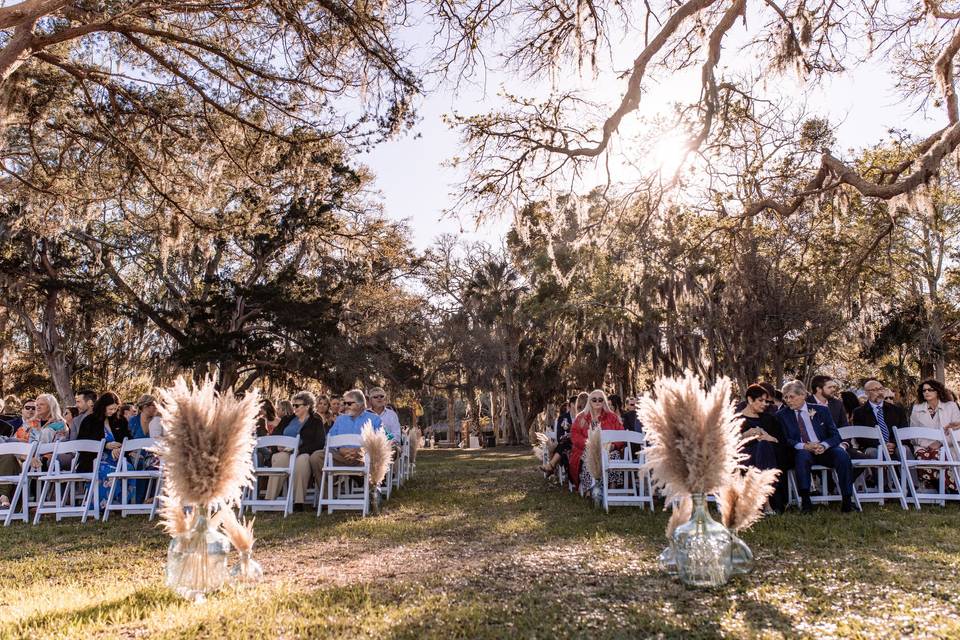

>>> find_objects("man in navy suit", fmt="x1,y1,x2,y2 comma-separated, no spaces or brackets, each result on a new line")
778,380,856,514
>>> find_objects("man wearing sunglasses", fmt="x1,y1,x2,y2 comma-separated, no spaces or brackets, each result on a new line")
327,389,383,466
368,387,401,445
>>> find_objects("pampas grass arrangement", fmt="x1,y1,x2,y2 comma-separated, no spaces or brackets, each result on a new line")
638,373,745,500
155,376,261,600
362,424,393,487
642,372,777,586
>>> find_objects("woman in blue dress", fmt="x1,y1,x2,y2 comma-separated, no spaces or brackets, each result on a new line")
76,391,132,511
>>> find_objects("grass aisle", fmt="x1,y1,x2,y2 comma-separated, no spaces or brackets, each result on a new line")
3,448,960,639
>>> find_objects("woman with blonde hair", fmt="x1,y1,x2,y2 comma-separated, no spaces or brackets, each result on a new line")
569,389,624,492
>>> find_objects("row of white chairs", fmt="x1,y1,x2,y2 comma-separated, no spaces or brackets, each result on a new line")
550,425,960,513
0,437,161,526
793,425,960,510
240,432,415,517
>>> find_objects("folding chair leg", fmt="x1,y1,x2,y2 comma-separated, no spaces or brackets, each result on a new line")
33,480,52,525
104,477,119,522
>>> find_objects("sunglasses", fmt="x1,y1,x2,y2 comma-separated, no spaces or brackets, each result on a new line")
342,400,356,406
292,403,305,408
371,395,385,400
589,398,604,403
24,406,36,410
922,387,935,392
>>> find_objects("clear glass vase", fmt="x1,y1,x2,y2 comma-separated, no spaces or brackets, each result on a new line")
729,534,754,576
667,493,735,587
165,508,232,601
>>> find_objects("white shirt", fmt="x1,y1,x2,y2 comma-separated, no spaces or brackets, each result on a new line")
793,406,821,450
910,401,960,448
373,407,402,442
148,416,164,439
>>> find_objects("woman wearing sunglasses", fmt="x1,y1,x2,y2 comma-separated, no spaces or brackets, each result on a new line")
910,379,960,491
265,391,328,511
567,390,624,492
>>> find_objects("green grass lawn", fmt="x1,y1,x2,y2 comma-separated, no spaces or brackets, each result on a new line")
3,447,960,639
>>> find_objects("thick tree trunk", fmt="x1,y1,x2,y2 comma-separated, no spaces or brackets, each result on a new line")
15,289,75,405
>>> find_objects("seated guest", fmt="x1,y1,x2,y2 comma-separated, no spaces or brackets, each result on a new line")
278,399,294,420
266,391,328,512
76,391,131,510
569,389,624,492
621,396,640,432
740,384,789,513
8,401,37,440
777,380,855,513
910,379,960,492
368,388,401,445
127,394,161,502
840,391,860,425
555,398,573,440
120,403,137,422
330,397,343,415
327,389,382,468
809,375,847,427
851,379,908,460
255,398,281,437
72,390,98,441
540,392,587,478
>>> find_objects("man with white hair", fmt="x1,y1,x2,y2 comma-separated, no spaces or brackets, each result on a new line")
776,380,855,514
327,389,382,466
368,387,401,444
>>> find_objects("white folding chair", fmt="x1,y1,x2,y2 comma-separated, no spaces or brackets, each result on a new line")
242,435,299,516
838,426,908,510
33,439,105,524
317,435,370,516
103,437,162,520
0,441,37,525
894,426,960,508
600,430,654,511
787,465,846,507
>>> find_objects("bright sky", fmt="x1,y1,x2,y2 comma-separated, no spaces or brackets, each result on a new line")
363,17,941,251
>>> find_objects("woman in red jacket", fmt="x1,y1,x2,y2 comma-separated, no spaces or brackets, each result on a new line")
569,390,624,491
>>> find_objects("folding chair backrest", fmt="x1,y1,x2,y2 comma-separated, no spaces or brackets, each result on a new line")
53,439,105,472
600,430,645,446
120,437,156,454
255,435,299,450
893,426,945,447
327,434,363,449
115,437,156,470
839,425,884,441
0,440,35,459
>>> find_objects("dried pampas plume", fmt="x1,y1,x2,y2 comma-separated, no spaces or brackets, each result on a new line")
217,509,255,553
409,427,421,463
719,467,780,532
665,495,693,538
155,377,260,509
362,424,393,487
639,373,745,499
583,427,604,482
533,431,557,461
158,486,195,536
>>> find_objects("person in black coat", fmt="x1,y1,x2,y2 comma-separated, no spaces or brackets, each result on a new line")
265,391,329,511
850,380,909,458
740,384,791,513
76,391,130,472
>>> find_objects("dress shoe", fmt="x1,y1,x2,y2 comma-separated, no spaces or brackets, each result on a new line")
293,502,305,513
841,496,859,513
800,495,814,514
